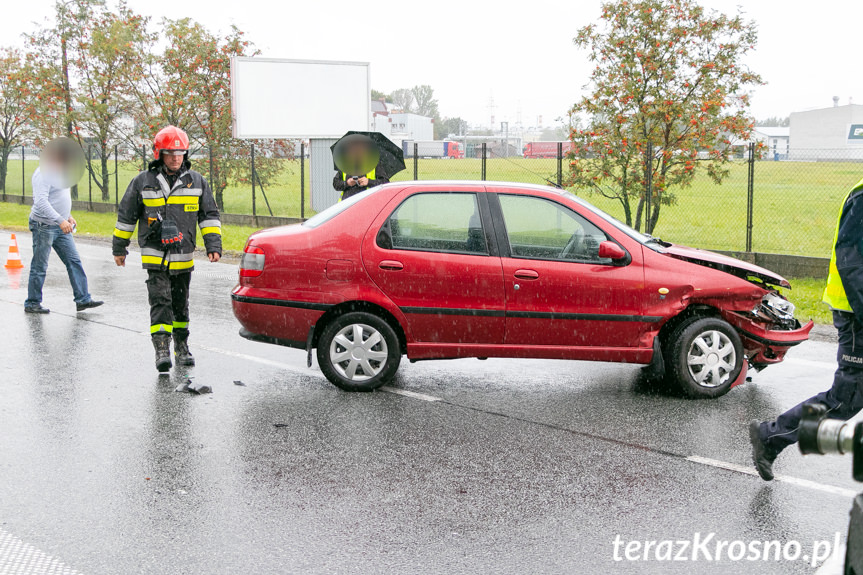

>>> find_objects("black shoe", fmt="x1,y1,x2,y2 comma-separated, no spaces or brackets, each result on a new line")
749,420,776,481
77,300,104,312
152,333,173,373
24,305,50,314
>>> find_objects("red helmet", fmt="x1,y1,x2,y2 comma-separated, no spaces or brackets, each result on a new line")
153,125,189,160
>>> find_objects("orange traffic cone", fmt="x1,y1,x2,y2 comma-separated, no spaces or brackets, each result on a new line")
5,234,24,269
6,268,21,290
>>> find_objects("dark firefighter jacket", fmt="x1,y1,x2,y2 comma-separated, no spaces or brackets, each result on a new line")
112,159,222,274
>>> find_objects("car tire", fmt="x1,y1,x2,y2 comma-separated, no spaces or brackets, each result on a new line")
664,316,743,399
316,312,401,392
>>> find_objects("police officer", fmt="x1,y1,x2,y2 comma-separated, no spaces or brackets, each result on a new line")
750,176,863,480
332,165,389,201
112,126,222,372
331,137,389,201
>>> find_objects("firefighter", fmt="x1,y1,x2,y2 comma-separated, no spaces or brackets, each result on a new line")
750,176,863,480
112,126,222,372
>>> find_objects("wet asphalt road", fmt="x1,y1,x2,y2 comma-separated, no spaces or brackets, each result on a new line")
0,230,858,574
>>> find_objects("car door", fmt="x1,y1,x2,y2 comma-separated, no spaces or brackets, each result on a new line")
362,188,506,344
490,191,649,349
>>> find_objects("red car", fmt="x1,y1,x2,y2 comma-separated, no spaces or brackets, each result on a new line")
232,182,813,398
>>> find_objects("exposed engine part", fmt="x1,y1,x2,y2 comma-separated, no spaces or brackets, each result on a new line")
751,291,800,331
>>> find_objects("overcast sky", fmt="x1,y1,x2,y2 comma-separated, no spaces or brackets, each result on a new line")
1,0,861,130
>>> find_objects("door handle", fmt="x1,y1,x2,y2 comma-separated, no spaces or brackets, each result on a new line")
514,269,539,280
379,260,404,271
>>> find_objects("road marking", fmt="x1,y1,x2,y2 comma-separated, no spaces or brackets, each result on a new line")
192,344,324,379
0,527,82,574
378,386,441,402
192,345,444,401
784,357,837,369
686,455,857,498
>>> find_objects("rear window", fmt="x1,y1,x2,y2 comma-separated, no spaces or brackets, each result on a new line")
303,186,383,229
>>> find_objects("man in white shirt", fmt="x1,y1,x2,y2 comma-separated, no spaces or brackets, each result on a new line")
25,140,102,314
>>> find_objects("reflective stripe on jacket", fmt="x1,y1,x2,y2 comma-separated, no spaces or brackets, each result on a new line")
112,160,221,274
339,169,376,201
824,177,863,312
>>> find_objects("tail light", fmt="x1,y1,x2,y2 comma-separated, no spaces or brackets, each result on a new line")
240,245,265,278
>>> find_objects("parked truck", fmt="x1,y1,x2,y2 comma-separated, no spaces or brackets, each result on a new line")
402,140,464,159
523,141,574,159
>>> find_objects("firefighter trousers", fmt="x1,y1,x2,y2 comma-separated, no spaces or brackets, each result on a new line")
146,269,191,337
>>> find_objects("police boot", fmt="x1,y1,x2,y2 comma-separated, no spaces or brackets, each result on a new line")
173,331,195,366
152,333,172,373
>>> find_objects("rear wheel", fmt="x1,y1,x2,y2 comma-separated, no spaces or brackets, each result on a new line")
664,316,743,399
316,312,401,392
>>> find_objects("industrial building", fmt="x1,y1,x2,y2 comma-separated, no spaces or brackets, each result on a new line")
789,99,863,161
752,127,789,160
370,99,434,147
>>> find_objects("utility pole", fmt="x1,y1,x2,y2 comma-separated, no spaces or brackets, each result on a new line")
60,24,76,198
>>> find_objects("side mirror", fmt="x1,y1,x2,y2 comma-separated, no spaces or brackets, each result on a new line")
598,241,626,260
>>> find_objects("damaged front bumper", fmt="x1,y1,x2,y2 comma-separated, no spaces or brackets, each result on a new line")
722,310,814,368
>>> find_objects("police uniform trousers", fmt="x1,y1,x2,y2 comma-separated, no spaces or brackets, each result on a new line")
760,310,863,455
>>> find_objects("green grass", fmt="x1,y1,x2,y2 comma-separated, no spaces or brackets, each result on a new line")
2,156,859,258
0,202,262,253
781,278,833,325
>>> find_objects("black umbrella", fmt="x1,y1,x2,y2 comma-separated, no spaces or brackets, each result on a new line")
331,131,406,178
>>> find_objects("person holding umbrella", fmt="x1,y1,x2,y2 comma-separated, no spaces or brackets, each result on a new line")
331,132,405,201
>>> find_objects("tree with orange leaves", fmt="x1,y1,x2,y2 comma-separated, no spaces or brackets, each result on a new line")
568,0,763,233
140,18,292,209
0,48,42,198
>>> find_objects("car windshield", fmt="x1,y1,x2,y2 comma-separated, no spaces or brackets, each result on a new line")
303,186,384,228
569,195,667,251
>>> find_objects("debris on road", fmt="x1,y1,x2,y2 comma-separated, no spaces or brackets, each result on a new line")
175,378,212,394
233,380,246,386
187,379,212,394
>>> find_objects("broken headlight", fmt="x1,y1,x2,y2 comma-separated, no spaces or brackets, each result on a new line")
753,291,799,330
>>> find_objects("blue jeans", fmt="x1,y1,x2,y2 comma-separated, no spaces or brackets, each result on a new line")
25,219,92,307
761,310,863,455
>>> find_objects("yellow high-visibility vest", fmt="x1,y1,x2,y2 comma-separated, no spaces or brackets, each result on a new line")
823,177,863,311
339,169,376,201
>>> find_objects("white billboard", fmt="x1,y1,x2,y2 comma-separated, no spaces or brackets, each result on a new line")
231,57,370,139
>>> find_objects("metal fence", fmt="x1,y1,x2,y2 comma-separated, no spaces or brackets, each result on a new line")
2,142,862,259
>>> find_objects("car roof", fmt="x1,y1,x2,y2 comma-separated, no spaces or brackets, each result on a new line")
385,180,569,196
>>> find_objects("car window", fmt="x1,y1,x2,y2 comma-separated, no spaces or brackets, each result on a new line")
303,185,383,229
377,192,488,255
498,194,611,263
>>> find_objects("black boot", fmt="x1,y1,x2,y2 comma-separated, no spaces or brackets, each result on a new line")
173,331,195,366
152,333,172,372
749,420,776,481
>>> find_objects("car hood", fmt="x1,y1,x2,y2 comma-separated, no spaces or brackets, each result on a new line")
663,244,791,289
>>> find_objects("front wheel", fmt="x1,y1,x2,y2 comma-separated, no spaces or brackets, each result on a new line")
664,316,743,399
316,312,401,392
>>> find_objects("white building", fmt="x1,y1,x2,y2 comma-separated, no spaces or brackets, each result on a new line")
789,101,863,161
753,127,789,159
369,100,434,148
